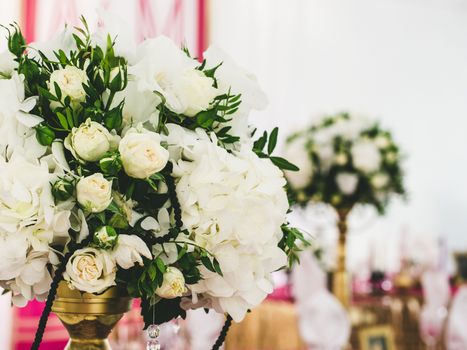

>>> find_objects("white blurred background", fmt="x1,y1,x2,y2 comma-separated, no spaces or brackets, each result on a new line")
1,0,467,346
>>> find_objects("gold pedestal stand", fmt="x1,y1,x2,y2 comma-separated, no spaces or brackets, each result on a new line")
52,282,132,350
332,208,351,308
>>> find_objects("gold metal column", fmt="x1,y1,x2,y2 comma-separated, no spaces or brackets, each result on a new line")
332,208,351,308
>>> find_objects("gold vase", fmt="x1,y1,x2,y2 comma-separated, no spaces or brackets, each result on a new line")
51,282,132,350
332,208,351,308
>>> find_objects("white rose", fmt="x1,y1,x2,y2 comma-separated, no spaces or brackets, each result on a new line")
112,234,152,269
371,173,390,189
76,173,112,213
64,247,116,294
334,152,348,166
65,119,118,162
375,135,390,149
336,172,359,195
119,129,169,179
49,65,87,108
351,139,381,173
284,138,313,189
156,267,187,299
175,69,218,117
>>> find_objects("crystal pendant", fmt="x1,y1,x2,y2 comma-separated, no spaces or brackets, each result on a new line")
147,324,160,338
146,339,161,350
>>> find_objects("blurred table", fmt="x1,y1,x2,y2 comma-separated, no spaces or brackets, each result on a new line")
225,300,306,350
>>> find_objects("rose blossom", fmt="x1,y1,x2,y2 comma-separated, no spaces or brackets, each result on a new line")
351,139,381,173
336,172,359,195
76,173,112,213
49,65,88,109
64,247,116,294
65,119,118,162
119,128,169,179
156,267,187,299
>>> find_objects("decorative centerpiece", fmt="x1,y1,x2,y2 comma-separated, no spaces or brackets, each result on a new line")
0,18,305,350
284,112,405,307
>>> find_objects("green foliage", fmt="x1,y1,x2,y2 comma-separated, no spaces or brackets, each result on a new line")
253,127,299,171
279,225,311,267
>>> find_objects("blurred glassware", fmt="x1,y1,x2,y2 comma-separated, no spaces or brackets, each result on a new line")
419,305,448,350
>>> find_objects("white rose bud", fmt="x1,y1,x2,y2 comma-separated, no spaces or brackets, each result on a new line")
64,247,117,294
49,65,88,108
119,129,169,179
375,135,391,149
176,69,219,117
94,226,118,249
65,119,117,162
334,152,348,166
371,173,390,189
77,173,112,213
155,267,187,299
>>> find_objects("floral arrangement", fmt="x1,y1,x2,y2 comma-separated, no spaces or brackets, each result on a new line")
284,112,405,213
0,17,305,334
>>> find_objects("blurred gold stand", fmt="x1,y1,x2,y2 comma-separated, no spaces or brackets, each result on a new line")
332,208,351,309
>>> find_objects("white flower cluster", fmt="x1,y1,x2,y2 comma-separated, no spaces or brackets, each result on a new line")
285,113,404,212
0,15,292,326
0,155,71,306
165,125,288,321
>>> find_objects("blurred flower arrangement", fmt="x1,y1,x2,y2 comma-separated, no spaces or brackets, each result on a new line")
285,112,405,213
0,15,306,337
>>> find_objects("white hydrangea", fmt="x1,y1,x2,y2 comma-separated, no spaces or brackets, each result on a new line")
0,155,72,305
165,124,288,321
0,72,46,160
203,46,268,140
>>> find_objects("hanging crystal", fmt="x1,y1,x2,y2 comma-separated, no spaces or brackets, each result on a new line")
147,324,160,338
146,339,161,350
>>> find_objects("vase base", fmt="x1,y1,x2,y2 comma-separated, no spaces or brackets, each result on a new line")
65,339,112,350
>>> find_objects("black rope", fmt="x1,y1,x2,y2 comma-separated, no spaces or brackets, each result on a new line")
134,174,183,246
31,235,93,350
211,315,233,350
165,174,183,230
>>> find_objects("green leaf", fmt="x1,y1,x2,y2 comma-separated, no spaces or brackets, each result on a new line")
37,86,59,102
35,125,55,146
213,258,223,276
148,264,157,281
104,105,122,130
270,156,299,171
95,211,106,224
155,257,167,274
56,112,69,130
268,127,278,155
108,213,129,229
253,131,267,152
201,256,215,273
196,110,216,128
53,82,62,101
204,62,222,78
